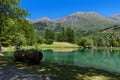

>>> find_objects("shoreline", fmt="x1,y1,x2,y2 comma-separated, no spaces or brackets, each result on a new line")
0,58,120,80
93,47,120,50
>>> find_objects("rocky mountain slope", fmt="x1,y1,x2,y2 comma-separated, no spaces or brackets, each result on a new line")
54,12,115,31
31,12,119,32
108,14,120,23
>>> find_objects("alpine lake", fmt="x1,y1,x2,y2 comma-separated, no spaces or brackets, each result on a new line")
2,48,120,73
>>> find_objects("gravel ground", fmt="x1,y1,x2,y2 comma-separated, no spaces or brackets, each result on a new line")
0,66,57,80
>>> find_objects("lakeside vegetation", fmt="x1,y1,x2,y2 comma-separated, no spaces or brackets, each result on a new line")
1,42,79,52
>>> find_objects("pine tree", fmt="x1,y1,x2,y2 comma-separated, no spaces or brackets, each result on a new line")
66,27,76,43
44,29,55,44
57,27,76,43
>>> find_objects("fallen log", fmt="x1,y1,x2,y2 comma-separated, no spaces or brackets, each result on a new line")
14,49,43,65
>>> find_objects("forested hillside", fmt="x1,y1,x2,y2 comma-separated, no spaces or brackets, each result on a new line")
32,12,120,48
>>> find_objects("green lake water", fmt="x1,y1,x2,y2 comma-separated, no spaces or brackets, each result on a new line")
2,49,120,73
42,49,120,73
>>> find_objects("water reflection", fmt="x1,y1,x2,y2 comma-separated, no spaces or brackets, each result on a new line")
42,49,120,73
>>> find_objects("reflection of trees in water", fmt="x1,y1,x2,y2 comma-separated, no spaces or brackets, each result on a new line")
53,51,75,64
43,49,75,64
43,49,120,72
2,51,14,58
74,49,120,72
42,49,54,62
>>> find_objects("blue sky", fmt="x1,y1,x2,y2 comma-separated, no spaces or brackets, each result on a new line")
21,0,120,20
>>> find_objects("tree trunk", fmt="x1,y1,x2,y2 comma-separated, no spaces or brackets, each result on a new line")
0,38,2,53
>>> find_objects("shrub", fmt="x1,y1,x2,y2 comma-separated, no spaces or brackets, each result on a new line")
45,39,53,45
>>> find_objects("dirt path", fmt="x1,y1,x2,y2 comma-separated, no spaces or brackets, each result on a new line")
0,66,57,80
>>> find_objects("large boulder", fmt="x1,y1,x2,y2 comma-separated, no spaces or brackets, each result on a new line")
14,49,43,65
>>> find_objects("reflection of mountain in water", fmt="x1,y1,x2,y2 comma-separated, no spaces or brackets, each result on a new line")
42,49,120,73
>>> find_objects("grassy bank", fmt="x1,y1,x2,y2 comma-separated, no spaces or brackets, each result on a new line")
3,42,120,52
0,58,120,80
2,42,80,52
36,42,80,48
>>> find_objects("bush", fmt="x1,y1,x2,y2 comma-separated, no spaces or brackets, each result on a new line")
2,42,10,47
45,39,53,45
78,37,93,48
37,37,44,44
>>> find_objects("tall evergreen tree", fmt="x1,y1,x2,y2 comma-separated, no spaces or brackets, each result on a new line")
57,27,76,43
45,29,55,41
66,27,76,43
57,27,67,42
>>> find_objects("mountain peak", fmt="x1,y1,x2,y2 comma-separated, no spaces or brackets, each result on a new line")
70,12,100,17
111,14,120,17
108,14,120,23
55,11,105,23
40,17,51,21
73,11,97,14
31,17,51,23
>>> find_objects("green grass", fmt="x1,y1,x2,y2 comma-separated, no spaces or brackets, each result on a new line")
2,42,80,52
0,58,120,80
37,42,80,48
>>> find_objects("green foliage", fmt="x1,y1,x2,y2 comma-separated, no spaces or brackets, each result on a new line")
18,19,37,46
15,48,40,53
0,0,28,50
36,36,44,44
1,18,37,47
78,37,93,48
45,29,55,42
66,27,76,43
57,27,67,42
0,0,38,50
15,33,27,49
84,24,120,47
57,27,76,43
0,0,28,18
89,33,120,47
45,39,54,45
